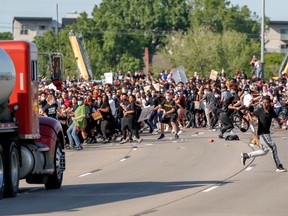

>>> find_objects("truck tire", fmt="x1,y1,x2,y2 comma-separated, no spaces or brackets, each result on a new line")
4,142,19,197
0,144,5,199
45,140,64,189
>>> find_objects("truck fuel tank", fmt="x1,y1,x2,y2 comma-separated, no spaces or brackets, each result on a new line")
0,48,16,106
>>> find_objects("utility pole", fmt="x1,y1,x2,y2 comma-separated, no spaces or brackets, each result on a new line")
261,0,265,79
56,3,60,52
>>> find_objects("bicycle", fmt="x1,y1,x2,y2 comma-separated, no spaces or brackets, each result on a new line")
179,109,193,128
229,109,250,132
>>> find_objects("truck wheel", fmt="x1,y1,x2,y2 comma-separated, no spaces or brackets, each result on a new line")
0,144,5,199
4,142,19,197
45,140,64,189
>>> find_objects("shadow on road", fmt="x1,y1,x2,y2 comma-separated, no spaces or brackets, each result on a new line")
1,180,231,215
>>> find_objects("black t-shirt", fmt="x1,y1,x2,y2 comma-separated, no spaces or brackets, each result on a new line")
221,97,234,114
125,101,137,118
100,101,112,120
43,103,58,119
161,99,177,115
148,96,160,107
39,100,47,108
254,107,278,135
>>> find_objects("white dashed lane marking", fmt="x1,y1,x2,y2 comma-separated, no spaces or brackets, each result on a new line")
246,166,254,171
79,173,92,177
202,186,219,193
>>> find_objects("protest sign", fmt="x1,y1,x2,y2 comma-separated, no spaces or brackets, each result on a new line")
138,106,155,122
104,72,113,84
210,70,218,81
171,66,187,84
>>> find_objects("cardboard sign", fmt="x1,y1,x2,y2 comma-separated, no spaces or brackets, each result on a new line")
104,72,113,84
194,101,200,109
171,66,188,84
138,105,155,122
210,70,218,81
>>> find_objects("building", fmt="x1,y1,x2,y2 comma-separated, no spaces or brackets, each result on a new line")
13,17,58,41
265,21,288,53
62,11,80,29
12,12,80,41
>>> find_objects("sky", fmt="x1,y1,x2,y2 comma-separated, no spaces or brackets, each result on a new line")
1,0,288,33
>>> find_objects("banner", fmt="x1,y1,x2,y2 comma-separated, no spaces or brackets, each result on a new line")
210,70,218,81
171,66,188,84
137,105,155,122
104,72,113,84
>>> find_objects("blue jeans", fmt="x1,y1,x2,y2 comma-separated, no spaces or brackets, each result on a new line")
66,123,81,148
148,110,158,130
256,68,262,78
275,107,282,116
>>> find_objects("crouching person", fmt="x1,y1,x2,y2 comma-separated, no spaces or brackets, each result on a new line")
158,91,179,140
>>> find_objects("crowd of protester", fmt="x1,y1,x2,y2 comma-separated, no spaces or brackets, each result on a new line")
37,64,288,150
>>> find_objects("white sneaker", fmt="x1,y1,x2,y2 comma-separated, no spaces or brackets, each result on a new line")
152,129,158,135
136,138,143,144
177,130,183,136
120,138,129,144
276,168,287,172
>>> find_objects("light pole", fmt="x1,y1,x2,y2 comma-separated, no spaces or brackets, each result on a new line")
261,0,265,79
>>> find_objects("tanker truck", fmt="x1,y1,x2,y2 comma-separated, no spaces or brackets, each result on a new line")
0,41,66,199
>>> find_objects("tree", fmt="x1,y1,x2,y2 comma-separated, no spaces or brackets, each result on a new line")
160,27,260,78
0,32,13,40
91,0,191,74
189,0,260,38
265,53,285,77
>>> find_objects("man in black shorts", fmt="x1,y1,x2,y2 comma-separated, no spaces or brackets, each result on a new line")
158,91,179,140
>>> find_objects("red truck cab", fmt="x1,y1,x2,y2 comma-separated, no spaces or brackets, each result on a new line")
0,41,65,199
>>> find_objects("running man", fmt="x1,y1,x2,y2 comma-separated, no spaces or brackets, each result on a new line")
241,96,287,172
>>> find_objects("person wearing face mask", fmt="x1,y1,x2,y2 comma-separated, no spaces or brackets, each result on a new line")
146,90,160,133
241,88,253,109
39,91,47,108
199,88,215,128
66,97,87,150
119,95,143,145
157,92,179,140
42,94,58,119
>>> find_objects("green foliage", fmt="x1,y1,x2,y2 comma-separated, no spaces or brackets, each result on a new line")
160,27,260,78
33,0,263,80
189,0,260,38
91,0,191,76
265,53,285,77
0,32,13,40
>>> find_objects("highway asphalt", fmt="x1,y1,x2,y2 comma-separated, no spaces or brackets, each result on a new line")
1,127,288,216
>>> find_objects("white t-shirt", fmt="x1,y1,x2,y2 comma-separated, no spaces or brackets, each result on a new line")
243,94,253,107
273,96,282,108
109,99,116,116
